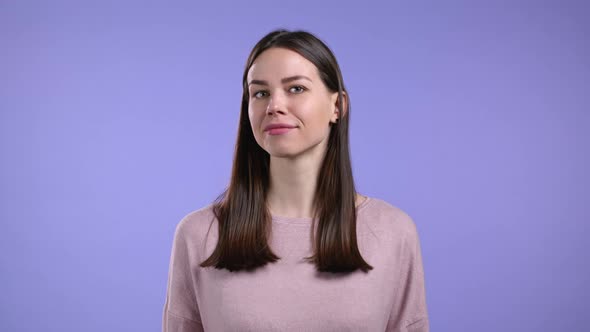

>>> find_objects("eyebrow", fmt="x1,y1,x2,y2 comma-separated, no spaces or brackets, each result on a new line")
248,75,313,86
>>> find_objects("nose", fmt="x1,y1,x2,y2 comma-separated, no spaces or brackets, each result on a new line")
266,92,287,115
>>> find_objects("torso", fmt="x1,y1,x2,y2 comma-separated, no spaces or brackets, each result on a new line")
355,193,367,207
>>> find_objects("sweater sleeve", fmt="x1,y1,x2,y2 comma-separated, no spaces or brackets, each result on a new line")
386,214,430,332
162,219,205,332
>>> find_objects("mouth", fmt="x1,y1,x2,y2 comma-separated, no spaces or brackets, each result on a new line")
266,127,296,135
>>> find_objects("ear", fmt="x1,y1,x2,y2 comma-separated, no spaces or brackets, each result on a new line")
330,91,348,124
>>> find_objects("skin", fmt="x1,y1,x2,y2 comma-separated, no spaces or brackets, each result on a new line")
246,47,365,218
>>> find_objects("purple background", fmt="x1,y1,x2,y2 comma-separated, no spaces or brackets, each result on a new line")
1,1,588,331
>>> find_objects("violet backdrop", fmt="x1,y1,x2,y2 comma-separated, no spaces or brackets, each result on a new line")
1,1,588,331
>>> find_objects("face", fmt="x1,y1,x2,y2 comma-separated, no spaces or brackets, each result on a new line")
246,47,340,159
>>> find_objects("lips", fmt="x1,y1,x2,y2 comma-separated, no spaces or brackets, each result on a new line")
264,123,298,132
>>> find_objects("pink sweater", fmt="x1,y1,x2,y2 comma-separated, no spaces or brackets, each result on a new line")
162,197,429,331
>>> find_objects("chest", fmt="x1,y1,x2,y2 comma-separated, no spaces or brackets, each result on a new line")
196,227,400,331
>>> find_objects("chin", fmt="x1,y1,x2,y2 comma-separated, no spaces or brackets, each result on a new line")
263,144,305,158
267,138,327,159
267,150,299,159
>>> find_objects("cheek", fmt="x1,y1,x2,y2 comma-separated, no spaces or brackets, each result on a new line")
301,101,332,127
248,101,265,121
247,106,258,124
248,109,264,138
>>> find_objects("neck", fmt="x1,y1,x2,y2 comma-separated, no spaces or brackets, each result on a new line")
265,140,366,219
267,151,322,219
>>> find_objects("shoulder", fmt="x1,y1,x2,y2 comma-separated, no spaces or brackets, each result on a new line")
359,196,419,239
169,203,220,263
174,203,218,243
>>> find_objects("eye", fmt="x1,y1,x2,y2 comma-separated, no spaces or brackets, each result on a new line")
289,85,306,94
252,90,268,99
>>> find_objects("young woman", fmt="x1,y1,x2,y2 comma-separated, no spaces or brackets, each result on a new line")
163,29,429,331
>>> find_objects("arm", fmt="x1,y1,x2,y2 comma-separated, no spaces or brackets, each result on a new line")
162,219,205,332
386,216,430,332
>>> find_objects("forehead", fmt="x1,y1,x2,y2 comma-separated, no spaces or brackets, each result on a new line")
247,47,319,82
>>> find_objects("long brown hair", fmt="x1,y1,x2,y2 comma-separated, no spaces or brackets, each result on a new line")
200,29,373,274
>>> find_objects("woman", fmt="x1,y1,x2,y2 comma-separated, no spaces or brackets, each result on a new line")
163,29,429,331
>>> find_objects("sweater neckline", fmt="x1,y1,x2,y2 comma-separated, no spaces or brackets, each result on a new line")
271,197,372,226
